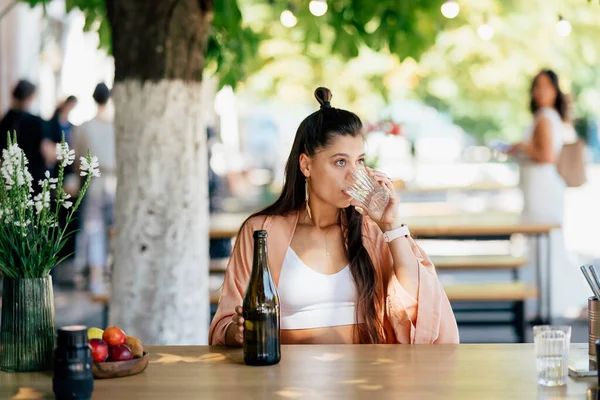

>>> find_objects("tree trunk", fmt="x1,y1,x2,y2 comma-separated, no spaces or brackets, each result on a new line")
106,0,213,344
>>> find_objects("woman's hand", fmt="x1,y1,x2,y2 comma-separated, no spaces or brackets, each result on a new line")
225,306,244,346
349,167,400,232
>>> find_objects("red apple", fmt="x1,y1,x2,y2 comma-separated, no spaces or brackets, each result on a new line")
89,339,109,363
102,326,127,347
109,344,133,362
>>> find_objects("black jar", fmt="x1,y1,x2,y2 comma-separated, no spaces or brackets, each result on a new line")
53,325,94,400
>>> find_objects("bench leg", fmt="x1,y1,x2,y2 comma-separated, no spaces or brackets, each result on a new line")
514,301,526,343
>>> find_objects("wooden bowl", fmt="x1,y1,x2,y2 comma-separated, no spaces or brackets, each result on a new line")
92,352,150,379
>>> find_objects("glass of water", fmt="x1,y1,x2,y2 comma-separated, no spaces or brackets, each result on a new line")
344,168,390,214
534,325,571,386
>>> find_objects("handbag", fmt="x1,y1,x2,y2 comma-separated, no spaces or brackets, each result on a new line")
556,139,587,187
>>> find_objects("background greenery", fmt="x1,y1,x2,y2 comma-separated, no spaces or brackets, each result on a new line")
18,0,600,141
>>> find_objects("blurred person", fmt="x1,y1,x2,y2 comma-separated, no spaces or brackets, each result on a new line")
49,95,78,147
47,96,78,180
509,69,568,220
73,83,116,294
508,69,587,319
0,79,52,185
210,87,458,346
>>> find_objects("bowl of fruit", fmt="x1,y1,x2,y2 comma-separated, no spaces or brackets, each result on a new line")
88,326,149,379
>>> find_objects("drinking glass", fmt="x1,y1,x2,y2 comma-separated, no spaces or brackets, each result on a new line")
534,325,571,386
344,168,390,214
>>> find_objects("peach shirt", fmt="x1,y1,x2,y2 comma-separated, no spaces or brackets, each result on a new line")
209,211,459,345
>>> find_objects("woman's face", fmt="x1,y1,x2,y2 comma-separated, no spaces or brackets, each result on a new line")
532,73,557,109
300,134,365,210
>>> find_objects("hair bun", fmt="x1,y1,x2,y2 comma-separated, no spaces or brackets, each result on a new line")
314,87,332,109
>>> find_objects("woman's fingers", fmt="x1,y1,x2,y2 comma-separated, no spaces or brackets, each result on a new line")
231,306,244,344
235,329,244,344
232,306,244,326
371,174,396,199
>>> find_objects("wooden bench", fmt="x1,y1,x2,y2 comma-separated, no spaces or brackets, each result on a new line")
444,282,538,343
91,290,222,328
209,258,229,273
432,254,532,343
432,255,527,270
444,282,538,302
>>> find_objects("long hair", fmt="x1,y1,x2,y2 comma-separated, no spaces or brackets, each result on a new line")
530,69,568,122
248,87,384,343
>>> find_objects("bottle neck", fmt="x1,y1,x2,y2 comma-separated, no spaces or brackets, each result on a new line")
252,237,269,278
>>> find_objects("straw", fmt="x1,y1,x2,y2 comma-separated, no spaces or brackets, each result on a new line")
581,265,600,299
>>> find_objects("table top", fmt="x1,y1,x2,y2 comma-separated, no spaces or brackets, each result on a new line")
210,212,560,239
0,344,595,399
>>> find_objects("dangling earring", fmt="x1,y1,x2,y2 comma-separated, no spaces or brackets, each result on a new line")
305,178,312,220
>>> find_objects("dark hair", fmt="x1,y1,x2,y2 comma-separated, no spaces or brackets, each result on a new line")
93,83,111,105
530,69,568,122
249,87,384,343
12,80,36,101
53,95,78,118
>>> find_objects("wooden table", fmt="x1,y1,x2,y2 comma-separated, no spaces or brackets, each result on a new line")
210,212,559,239
0,344,595,399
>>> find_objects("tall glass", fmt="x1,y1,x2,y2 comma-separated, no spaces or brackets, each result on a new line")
534,325,571,386
344,168,389,214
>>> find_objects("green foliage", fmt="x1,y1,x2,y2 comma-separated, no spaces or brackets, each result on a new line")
206,1,266,89
19,0,447,89
412,0,600,141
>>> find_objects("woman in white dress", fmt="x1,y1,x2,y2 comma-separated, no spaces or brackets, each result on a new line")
509,69,586,320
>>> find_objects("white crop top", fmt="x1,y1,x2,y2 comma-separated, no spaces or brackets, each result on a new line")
278,247,362,330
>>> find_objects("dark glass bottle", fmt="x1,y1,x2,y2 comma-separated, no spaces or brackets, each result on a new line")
53,325,94,400
242,230,281,366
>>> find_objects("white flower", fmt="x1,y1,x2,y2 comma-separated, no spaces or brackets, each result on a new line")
26,200,34,207
0,143,33,192
45,171,50,179
63,201,73,210
16,169,25,186
8,144,20,157
33,192,51,214
80,156,101,177
56,143,75,167
49,177,58,190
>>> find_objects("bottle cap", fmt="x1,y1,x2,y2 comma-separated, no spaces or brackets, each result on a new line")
57,325,89,348
253,230,268,239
